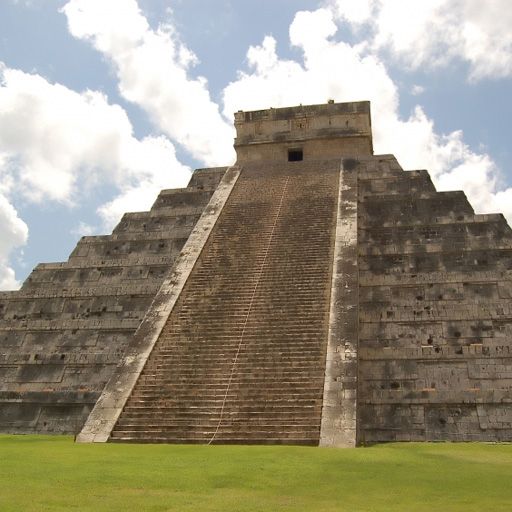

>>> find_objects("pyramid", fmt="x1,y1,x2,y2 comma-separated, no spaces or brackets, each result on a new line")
1,101,511,446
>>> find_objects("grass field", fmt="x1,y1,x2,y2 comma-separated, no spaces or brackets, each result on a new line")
1,436,511,511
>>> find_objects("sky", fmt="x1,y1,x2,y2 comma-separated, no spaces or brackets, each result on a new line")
0,0,511,289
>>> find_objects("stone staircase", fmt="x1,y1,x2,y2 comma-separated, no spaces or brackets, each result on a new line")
110,160,340,444
0,167,226,434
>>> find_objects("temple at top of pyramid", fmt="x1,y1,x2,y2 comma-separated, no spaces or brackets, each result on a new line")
1,100,512,446
233,100,373,162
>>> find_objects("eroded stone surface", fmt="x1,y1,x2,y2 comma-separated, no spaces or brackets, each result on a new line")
109,160,339,445
77,166,241,443
2,101,512,445
0,168,227,434
320,158,359,447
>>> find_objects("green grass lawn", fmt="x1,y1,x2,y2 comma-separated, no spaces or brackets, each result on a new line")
1,436,511,511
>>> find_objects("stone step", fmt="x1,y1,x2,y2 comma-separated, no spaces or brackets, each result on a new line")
149,352,324,361
0,318,141,331
0,284,160,300
125,396,321,405
119,408,322,418
187,167,227,191
77,228,194,244
21,262,171,290
30,257,174,270
113,213,200,235
113,423,320,432
360,192,474,226
109,436,318,446
360,215,508,236
129,390,323,400
0,298,150,322
359,240,512,256
359,171,435,197
152,339,325,347
120,408,322,418
132,382,323,392
136,374,325,385
139,371,325,381
360,249,512,275
111,426,320,436
359,213,506,230
147,349,323,359
148,357,325,366
69,238,186,261
148,360,324,369
150,188,213,210
146,205,208,218
144,340,326,349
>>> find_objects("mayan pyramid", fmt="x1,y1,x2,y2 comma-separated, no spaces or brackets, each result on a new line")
1,101,511,446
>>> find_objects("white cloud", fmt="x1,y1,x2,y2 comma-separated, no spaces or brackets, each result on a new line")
98,182,162,229
329,0,512,80
224,8,512,221
98,134,191,228
0,63,191,287
71,221,96,238
3,0,510,290
330,0,374,24
289,8,337,52
0,194,28,290
0,65,190,205
62,0,236,166
223,10,397,126
411,84,425,96
0,64,189,206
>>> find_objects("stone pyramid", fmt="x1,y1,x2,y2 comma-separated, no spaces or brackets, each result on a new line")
1,101,511,446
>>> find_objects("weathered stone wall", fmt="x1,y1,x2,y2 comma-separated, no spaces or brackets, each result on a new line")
320,158,359,447
0,167,226,434
78,165,241,443
357,155,512,443
234,101,373,164
3,99,512,446
234,138,372,165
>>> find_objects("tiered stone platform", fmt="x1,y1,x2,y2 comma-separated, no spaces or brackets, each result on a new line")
0,168,226,433
357,155,512,442
2,101,512,445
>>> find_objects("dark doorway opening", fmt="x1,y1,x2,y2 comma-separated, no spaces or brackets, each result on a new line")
288,149,303,162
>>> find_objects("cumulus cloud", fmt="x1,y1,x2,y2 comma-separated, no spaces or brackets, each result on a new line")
3,0,511,289
0,194,28,290
71,221,96,238
411,84,425,96
97,134,191,228
62,0,236,166
224,8,512,220
329,0,512,80
0,63,190,287
0,64,189,207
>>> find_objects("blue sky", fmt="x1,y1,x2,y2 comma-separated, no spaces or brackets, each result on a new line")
0,0,511,289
